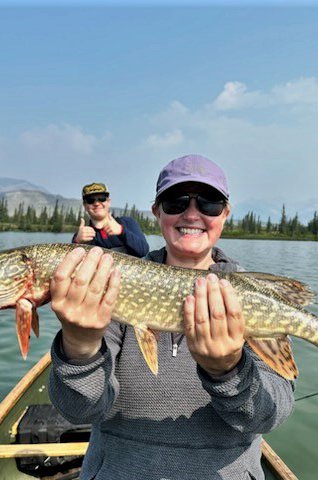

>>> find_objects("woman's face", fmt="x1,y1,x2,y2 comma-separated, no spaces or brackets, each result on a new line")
153,182,230,265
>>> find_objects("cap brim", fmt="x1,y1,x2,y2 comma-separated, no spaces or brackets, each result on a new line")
156,178,229,200
83,191,109,198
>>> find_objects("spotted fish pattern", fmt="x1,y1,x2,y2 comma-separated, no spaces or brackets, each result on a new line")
0,243,317,379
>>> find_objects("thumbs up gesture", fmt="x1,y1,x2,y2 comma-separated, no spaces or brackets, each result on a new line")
74,218,96,244
103,213,123,236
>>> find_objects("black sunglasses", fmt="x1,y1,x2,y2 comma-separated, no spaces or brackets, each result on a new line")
160,194,226,216
84,194,109,204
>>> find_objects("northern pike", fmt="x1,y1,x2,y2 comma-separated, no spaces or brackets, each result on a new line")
0,243,317,380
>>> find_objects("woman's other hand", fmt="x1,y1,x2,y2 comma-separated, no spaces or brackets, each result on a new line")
184,273,245,376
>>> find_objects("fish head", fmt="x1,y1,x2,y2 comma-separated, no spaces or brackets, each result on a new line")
0,249,33,309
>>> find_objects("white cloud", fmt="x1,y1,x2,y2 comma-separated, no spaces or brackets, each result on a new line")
145,128,184,148
271,77,318,105
139,76,318,206
213,81,264,110
2,77,318,211
169,100,189,115
213,77,318,111
19,124,108,155
0,123,114,199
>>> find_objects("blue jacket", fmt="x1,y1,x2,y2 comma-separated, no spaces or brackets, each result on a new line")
72,216,149,258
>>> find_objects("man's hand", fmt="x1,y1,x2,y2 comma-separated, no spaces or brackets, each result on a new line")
51,247,121,359
183,273,245,376
74,218,96,243
103,213,123,236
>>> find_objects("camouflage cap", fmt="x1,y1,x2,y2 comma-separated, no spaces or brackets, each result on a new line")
82,182,109,198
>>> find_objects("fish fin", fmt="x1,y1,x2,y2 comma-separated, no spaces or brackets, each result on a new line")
134,326,158,375
31,309,40,338
237,272,314,307
16,299,34,359
246,337,298,380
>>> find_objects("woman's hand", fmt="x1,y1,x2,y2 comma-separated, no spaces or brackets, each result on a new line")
50,246,121,359
184,273,245,376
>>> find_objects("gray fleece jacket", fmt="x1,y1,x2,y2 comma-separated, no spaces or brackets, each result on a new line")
49,247,294,480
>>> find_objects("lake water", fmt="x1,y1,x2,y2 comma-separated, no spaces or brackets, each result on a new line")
0,232,318,479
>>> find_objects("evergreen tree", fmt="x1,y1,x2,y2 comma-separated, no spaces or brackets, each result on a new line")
76,208,83,225
288,213,300,237
0,198,9,223
123,202,129,216
130,204,137,221
278,204,287,234
224,215,234,231
39,207,49,226
308,211,318,236
241,211,257,233
65,207,77,225
50,200,63,232
26,205,37,228
14,203,25,230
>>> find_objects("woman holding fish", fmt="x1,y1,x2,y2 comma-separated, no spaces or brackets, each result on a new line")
49,154,294,480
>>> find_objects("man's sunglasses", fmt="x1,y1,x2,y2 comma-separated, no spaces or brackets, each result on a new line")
160,194,226,216
84,194,109,204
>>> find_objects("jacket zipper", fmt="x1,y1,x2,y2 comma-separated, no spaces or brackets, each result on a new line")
171,333,184,357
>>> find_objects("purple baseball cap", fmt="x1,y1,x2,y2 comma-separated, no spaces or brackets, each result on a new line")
155,154,229,200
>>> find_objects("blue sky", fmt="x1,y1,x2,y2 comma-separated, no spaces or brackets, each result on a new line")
0,3,318,215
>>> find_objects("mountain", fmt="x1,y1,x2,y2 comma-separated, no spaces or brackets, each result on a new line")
0,178,49,194
0,190,82,217
1,178,316,224
0,178,155,219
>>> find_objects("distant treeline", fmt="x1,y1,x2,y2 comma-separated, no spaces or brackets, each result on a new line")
0,199,160,234
224,204,318,240
0,199,318,240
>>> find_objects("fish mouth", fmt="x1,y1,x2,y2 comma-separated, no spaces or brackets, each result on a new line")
177,227,206,235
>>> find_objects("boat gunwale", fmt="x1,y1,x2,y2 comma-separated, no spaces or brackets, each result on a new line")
0,351,51,425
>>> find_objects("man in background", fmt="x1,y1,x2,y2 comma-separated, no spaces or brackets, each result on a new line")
73,182,149,257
